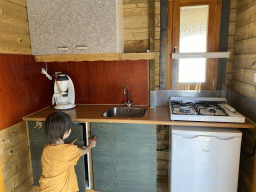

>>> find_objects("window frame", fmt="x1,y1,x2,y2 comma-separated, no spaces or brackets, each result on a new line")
167,0,222,90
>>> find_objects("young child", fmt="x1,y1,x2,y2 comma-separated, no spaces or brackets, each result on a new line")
39,111,97,192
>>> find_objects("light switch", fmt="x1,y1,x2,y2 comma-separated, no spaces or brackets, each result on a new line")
254,73,256,83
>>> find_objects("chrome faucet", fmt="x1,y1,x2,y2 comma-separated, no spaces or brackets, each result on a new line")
123,87,135,107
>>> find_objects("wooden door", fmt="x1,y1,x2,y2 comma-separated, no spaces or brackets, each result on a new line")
168,0,222,90
91,123,157,192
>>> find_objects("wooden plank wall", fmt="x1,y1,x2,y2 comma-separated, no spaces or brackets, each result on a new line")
123,0,161,90
0,161,5,191
233,0,256,99
156,125,169,181
123,0,166,181
0,121,37,192
232,0,256,192
0,0,31,54
226,0,237,89
0,0,164,188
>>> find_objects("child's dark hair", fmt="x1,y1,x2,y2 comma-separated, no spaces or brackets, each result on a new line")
45,112,72,143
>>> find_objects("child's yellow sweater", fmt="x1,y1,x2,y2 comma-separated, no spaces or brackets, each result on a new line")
39,144,81,192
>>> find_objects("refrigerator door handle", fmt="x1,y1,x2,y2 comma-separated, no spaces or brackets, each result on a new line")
174,133,237,140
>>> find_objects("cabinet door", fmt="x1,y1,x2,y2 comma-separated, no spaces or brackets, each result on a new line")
27,121,86,192
91,123,157,192
26,0,73,55
28,121,49,186
71,0,121,54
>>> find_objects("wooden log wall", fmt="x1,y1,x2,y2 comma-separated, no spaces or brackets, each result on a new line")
232,0,256,192
233,0,256,99
156,125,169,181
123,2,166,181
0,121,37,192
226,0,237,89
123,0,161,90
0,0,164,187
0,0,31,54
0,161,5,191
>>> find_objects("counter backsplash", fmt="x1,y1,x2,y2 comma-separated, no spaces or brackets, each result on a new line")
150,90,226,107
226,90,256,123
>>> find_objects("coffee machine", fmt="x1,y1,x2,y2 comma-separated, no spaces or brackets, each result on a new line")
52,73,76,110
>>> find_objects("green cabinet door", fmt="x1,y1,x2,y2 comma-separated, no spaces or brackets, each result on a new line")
27,121,87,192
91,123,157,192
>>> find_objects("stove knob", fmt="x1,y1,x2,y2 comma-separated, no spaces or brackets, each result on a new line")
228,107,236,113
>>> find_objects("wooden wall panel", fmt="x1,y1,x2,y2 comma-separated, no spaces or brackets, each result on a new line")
8,0,27,7
0,54,52,131
233,1,256,97
156,125,169,180
51,60,148,105
0,15,29,34
234,54,256,69
237,0,256,14
0,0,27,20
235,5,255,28
155,1,161,90
233,1,256,191
123,0,160,90
0,161,5,192
0,0,31,55
226,0,237,89
0,121,35,192
0,29,30,47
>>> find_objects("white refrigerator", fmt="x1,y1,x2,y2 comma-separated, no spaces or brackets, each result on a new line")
169,126,242,192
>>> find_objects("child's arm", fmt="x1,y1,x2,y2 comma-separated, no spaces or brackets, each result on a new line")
81,139,97,156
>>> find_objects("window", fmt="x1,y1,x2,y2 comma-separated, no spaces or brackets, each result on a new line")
168,0,222,90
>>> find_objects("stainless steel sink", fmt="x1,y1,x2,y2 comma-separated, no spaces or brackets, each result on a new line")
102,107,146,118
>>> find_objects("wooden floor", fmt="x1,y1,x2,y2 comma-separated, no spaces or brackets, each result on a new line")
157,179,169,192
28,185,38,192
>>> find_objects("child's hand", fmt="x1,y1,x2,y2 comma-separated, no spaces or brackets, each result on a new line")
90,139,97,148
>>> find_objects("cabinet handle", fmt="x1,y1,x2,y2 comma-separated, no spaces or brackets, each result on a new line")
71,139,77,144
76,46,87,50
57,47,68,51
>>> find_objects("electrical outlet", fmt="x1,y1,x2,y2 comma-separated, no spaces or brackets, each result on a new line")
55,72,62,77
254,73,256,83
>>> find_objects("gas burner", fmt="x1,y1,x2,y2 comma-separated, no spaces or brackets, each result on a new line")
172,104,196,115
172,102,195,108
208,109,216,114
169,97,245,123
179,107,191,114
195,103,219,108
198,105,227,116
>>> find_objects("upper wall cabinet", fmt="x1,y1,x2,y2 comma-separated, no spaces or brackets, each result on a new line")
26,0,123,55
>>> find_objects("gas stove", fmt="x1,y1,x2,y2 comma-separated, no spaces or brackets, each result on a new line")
169,97,245,123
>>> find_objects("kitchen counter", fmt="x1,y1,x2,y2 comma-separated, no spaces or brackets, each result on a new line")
23,105,256,128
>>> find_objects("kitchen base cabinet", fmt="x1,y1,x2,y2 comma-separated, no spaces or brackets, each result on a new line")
91,123,157,192
27,121,90,192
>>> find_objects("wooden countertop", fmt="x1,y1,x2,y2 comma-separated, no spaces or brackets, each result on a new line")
23,105,256,128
